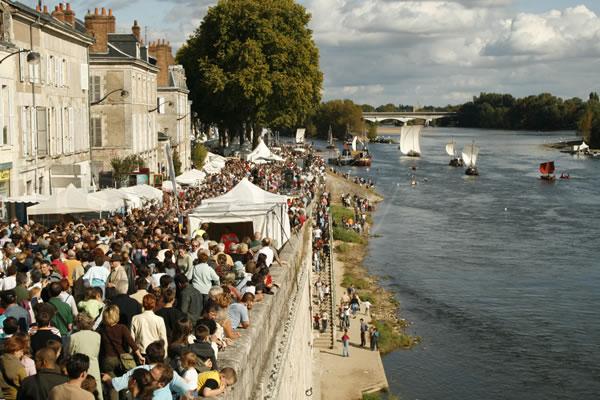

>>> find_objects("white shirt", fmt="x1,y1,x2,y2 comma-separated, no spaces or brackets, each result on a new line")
0,275,16,291
182,368,198,391
131,310,168,354
256,246,275,267
58,291,78,317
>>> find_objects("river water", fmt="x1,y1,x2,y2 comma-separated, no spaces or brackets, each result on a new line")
328,127,600,400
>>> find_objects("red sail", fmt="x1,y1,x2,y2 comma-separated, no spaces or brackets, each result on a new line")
539,161,555,175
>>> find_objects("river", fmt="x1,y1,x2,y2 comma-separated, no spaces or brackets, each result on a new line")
327,127,600,400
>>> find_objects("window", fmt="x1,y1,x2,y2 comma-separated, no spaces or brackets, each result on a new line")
90,76,101,103
48,56,54,86
63,59,69,87
80,64,88,91
0,84,9,145
36,107,48,156
91,116,102,147
157,97,166,114
62,107,70,153
21,107,30,156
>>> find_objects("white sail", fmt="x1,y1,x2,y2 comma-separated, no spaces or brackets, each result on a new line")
351,136,358,151
400,126,422,155
295,128,305,144
328,128,333,145
445,142,455,157
462,143,480,167
573,141,589,152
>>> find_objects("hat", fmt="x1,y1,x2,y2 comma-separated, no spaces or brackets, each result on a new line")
110,254,122,262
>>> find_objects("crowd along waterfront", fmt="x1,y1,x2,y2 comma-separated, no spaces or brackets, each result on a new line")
327,127,600,400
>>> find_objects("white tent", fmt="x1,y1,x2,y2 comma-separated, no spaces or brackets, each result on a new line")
202,152,227,175
3,194,48,204
119,184,163,204
176,169,206,186
246,140,284,163
162,181,182,192
87,189,133,212
28,184,101,216
188,178,291,249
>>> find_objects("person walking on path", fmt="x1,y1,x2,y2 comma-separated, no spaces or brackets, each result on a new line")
360,319,368,347
363,300,372,316
370,326,380,351
320,311,329,333
341,330,350,357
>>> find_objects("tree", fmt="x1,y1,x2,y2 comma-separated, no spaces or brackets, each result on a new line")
367,123,378,141
172,149,182,176
191,143,208,169
177,0,322,148
110,155,145,188
311,99,364,139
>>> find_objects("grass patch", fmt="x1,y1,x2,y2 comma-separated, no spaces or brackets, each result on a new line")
362,390,400,400
333,226,365,243
374,320,420,354
341,274,370,290
331,205,354,224
336,242,351,253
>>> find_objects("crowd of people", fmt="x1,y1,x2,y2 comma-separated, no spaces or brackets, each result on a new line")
0,144,325,399
339,193,371,233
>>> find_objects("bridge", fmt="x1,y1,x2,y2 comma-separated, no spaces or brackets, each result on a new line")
362,111,456,125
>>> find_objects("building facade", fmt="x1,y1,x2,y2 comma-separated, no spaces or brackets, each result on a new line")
86,9,160,178
150,40,192,173
0,1,93,198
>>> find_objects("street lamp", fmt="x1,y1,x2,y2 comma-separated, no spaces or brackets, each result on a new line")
90,89,129,106
148,100,172,113
0,48,40,65
176,111,197,121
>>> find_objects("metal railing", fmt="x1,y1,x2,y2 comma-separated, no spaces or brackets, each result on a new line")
327,204,336,349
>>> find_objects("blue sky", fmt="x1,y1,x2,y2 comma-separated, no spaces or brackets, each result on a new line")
28,0,600,106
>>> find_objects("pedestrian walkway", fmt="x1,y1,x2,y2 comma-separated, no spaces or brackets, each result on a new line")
317,246,389,400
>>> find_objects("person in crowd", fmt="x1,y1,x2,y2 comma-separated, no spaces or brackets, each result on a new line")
107,283,141,326
179,351,199,393
0,336,27,399
106,255,128,300
130,278,149,306
48,353,94,400
30,303,61,355
155,288,184,341
197,367,237,398
17,347,68,400
67,313,103,400
126,368,157,400
82,257,110,299
2,290,30,332
174,274,203,325
15,333,36,376
341,330,350,357
131,295,168,355
190,253,220,306
77,288,104,321
228,293,254,330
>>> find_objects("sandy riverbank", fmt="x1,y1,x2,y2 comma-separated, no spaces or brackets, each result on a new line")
317,171,417,399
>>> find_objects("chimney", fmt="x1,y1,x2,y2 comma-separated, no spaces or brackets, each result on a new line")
132,19,141,42
148,38,174,87
52,5,65,22
85,5,117,54
35,4,41,12
43,5,49,14
64,3,76,28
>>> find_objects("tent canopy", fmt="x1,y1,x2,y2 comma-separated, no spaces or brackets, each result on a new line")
188,178,291,249
87,189,132,212
119,184,163,203
202,152,227,175
28,184,100,216
176,169,206,186
247,140,284,163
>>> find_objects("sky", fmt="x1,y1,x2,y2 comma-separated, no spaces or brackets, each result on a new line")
29,0,600,106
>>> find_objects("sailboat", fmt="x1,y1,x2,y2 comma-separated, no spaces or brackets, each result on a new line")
399,126,422,157
462,141,480,176
539,161,556,181
446,139,463,167
326,125,335,149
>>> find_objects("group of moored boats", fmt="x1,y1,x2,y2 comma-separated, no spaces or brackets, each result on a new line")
327,128,373,167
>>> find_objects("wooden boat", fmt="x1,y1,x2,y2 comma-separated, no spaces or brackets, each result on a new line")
399,126,422,157
540,161,556,181
462,141,480,176
446,139,463,167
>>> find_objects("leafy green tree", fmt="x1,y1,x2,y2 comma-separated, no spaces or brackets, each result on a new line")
172,149,182,176
191,143,208,169
312,99,364,139
367,123,378,141
177,0,322,148
110,155,145,188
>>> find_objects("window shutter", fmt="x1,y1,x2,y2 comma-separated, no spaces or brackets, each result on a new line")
40,55,46,84
19,51,26,82
80,64,88,91
21,107,29,156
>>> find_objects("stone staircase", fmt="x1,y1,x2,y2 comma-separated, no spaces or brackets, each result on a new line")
313,214,336,350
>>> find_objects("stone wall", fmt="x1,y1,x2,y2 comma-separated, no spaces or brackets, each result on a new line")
220,213,315,400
